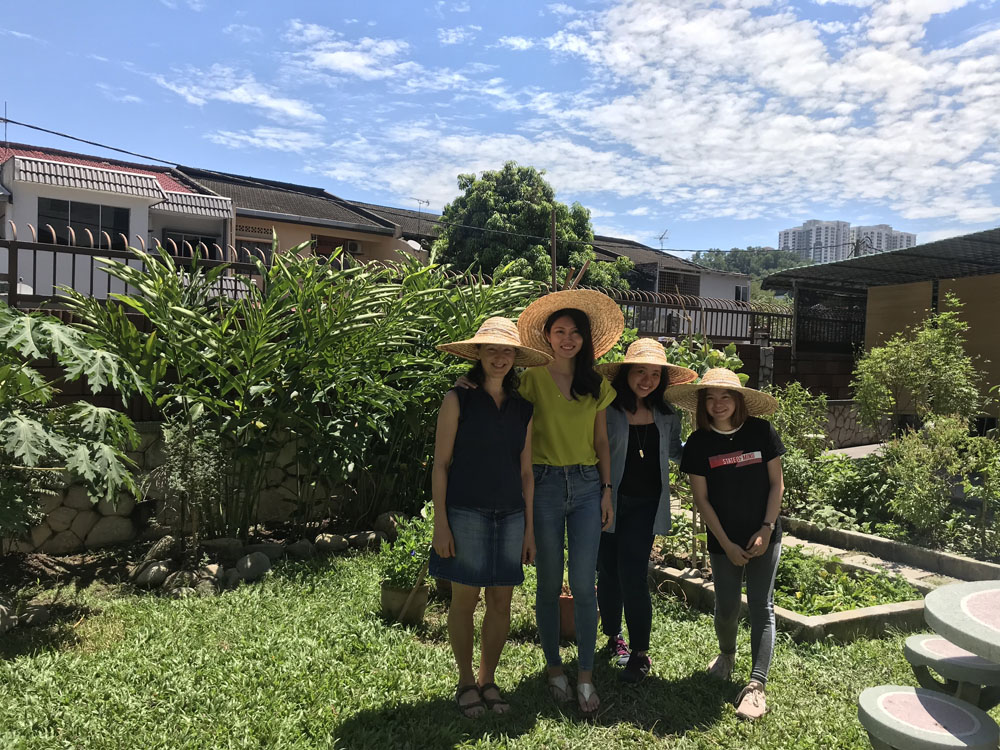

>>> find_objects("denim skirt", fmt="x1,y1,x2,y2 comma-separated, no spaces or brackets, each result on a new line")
429,505,525,587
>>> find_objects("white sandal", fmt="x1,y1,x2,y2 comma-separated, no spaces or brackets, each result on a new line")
577,681,599,716
547,673,572,703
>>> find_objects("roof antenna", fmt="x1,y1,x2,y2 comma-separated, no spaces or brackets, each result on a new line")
410,197,429,237
657,228,669,251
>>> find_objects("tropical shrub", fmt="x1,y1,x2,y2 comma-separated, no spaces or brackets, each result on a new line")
764,381,830,458
64,244,540,538
0,303,140,538
665,335,745,382
852,295,981,440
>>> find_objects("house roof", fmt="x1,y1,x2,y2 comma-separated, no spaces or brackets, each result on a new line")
348,201,442,240
762,227,1000,293
159,191,233,219
0,143,193,193
179,168,397,235
592,235,747,277
9,155,166,200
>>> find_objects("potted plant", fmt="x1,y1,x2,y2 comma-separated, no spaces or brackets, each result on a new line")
378,511,432,625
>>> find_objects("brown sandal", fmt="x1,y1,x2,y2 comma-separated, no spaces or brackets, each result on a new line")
478,682,510,714
456,683,485,719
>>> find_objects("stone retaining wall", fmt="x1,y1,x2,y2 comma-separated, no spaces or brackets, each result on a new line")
7,423,325,555
826,400,881,448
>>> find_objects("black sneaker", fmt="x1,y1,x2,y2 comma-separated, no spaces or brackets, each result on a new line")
620,652,651,683
605,633,630,667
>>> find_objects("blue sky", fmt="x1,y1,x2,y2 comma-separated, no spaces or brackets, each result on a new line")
2,0,999,252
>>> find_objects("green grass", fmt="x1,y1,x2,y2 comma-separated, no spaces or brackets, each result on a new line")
0,553,964,749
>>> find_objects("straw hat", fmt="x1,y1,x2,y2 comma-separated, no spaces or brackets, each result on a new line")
517,289,625,359
665,368,779,416
596,338,698,385
436,317,552,367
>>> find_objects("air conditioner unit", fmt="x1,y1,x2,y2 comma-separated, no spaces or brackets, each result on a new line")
346,241,363,255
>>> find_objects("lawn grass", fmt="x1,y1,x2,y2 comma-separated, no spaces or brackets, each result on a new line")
0,552,956,749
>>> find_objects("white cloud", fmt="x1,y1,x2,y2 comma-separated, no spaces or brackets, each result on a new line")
548,3,581,15
206,127,324,152
626,206,651,216
497,36,535,50
438,25,482,45
152,65,325,123
96,83,143,104
223,24,263,42
915,226,979,243
0,28,39,41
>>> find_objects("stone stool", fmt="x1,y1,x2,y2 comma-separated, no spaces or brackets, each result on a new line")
905,633,1000,710
858,685,999,750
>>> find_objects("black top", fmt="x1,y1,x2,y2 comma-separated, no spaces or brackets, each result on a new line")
446,387,534,512
680,416,786,554
618,422,661,498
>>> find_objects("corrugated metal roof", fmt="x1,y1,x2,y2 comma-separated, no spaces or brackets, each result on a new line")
762,227,1000,293
11,156,166,200
349,200,441,239
157,191,233,219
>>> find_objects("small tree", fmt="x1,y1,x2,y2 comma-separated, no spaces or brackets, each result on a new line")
852,295,981,440
433,161,633,288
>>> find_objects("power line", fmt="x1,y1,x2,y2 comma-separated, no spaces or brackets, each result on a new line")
0,116,178,165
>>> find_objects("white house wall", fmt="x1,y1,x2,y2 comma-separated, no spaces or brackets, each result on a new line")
2,181,153,299
696,271,752,339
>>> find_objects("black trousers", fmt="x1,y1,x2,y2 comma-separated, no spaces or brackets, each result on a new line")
596,493,658,652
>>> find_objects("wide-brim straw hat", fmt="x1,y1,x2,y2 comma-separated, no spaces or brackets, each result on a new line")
517,289,624,359
665,367,779,416
595,338,698,384
436,316,552,367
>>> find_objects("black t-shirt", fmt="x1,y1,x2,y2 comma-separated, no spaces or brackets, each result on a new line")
446,387,533,512
680,416,786,554
618,422,661,498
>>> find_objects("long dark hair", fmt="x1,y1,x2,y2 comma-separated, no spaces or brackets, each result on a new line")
544,308,601,400
611,364,672,414
466,358,520,395
695,389,748,431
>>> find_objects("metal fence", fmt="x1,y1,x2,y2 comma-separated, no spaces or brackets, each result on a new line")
589,286,794,345
0,222,268,310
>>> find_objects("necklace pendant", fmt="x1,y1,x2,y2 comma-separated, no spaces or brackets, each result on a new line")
639,449,645,458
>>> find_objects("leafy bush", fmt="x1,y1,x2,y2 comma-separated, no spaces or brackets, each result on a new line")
773,545,919,615
764,381,829,458
378,511,433,589
0,303,140,538
852,295,982,440
664,336,745,382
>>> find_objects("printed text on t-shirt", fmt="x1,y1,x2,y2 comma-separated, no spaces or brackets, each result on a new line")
708,450,763,469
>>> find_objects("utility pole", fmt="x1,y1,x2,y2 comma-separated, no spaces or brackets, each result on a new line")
550,208,557,290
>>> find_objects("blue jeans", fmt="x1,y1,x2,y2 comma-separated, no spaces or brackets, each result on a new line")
533,464,602,672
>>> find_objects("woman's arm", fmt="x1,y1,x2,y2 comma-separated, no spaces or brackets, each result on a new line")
431,391,460,558
594,409,614,531
520,418,535,565
690,473,750,567
745,456,784,557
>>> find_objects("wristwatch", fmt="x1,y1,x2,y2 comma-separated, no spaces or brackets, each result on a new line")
763,520,776,530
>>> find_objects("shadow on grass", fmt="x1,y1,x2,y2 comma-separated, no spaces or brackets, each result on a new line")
333,666,733,748
0,602,93,659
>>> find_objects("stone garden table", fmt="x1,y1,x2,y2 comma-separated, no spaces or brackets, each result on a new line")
924,580,1000,665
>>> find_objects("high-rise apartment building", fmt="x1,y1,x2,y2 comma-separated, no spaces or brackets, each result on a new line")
778,220,917,262
778,220,851,263
849,225,917,255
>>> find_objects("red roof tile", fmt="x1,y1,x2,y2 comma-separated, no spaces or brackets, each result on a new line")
0,143,192,193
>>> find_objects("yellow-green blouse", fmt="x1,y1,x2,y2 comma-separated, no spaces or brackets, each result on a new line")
518,366,616,466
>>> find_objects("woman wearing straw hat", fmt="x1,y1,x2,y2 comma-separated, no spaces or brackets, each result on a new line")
594,339,696,684
668,368,786,721
515,289,624,716
431,317,551,719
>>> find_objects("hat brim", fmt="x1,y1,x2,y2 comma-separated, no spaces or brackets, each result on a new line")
664,381,779,416
595,360,698,385
436,340,552,368
517,290,625,359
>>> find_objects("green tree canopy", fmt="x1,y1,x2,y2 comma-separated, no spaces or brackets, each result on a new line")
432,161,633,288
692,247,809,278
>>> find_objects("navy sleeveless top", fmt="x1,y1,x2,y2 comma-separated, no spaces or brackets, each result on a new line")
446,387,533,512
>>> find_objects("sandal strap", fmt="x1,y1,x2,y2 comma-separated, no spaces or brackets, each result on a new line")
456,683,481,701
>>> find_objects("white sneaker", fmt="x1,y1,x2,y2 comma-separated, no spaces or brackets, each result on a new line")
706,652,734,681
735,680,767,720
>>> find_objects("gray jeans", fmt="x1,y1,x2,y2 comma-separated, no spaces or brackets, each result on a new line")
709,541,781,686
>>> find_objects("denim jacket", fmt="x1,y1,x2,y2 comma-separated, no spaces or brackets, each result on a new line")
605,404,683,535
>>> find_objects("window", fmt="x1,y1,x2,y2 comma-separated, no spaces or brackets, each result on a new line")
235,239,274,266
37,198,130,249
735,285,749,302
